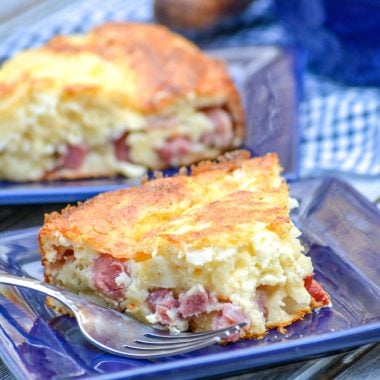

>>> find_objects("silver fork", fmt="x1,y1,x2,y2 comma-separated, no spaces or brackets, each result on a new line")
0,274,246,358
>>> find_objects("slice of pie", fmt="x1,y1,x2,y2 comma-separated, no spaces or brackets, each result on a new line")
0,22,243,181
39,151,330,340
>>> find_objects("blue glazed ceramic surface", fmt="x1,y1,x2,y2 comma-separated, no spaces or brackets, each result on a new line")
0,45,302,205
275,0,380,86
0,177,379,379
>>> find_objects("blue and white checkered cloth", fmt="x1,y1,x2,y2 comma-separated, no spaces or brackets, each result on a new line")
301,77,380,176
1,0,379,177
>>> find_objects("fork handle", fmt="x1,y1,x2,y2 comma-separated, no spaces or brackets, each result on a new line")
0,273,81,311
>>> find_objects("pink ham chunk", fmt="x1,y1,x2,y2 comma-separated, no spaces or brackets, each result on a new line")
156,136,192,165
201,108,233,148
61,144,87,170
146,286,247,338
147,289,180,325
304,274,330,305
255,287,268,320
147,289,179,311
113,133,131,162
92,255,129,301
178,285,214,318
214,303,249,342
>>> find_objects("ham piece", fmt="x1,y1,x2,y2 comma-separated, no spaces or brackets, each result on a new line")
214,303,248,329
147,289,180,325
147,289,179,311
201,108,233,148
255,287,268,319
61,144,87,169
147,285,248,339
156,136,192,165
92,255,128,301
155,107,233,165
178,284,215,318
214,303,248,342
113,133,131,161
304,274,330,305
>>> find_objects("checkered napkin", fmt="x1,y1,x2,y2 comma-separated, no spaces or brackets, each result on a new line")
1,0,379,177
300,77,380,176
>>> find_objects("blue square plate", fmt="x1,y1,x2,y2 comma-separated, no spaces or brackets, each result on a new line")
0,45,302,205
0,177,379,379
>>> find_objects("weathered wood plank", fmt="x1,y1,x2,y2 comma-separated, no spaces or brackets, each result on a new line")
0,362,15,380
0,204,67,232
223,351,345,380
223,344,380,380
336,343,380,380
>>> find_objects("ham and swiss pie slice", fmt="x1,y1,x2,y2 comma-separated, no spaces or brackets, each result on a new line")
0,22,243,181
39,151,330,340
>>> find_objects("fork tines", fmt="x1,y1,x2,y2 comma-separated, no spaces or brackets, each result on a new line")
124,322,246,355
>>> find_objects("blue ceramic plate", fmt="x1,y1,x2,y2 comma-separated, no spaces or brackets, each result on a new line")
0,177,379,379
0,45,302,205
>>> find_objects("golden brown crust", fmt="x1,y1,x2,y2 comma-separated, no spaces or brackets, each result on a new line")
48,23,240,111
243,308,312,340
46,296,73,317
310,297,330,309
0,22,244,139
39,151,287,261
266,307,312,331
145,186,290,249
